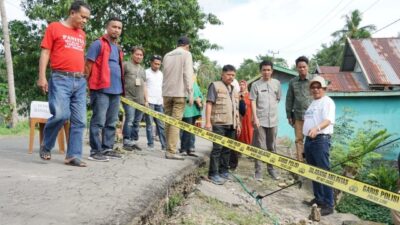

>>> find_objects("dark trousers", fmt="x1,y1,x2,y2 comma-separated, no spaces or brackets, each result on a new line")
304,134,334,208
180,116,198,152
208,125,235,177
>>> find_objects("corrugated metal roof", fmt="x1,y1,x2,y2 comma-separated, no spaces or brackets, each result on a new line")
350,38,400,86
320,72,367,92
317,66,340,74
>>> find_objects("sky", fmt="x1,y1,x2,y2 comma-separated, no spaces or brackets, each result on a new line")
197,0,400,67
4,0,400,68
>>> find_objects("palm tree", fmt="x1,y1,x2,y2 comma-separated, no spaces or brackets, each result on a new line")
332,9,376,41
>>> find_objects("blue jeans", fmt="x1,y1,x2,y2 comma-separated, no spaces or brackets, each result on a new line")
131,108,144,141
180,116,198,152
89,91,120,154
43,72,86,159
145,103,166,148
122,103,135,141
304,134,334,208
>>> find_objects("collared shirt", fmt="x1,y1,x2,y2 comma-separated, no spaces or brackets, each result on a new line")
250,78,281,128
124,62,146,104
145,68,163,105
285,74,314,120
303,95,335,136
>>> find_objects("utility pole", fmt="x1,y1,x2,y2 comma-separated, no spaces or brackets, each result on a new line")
0,0,18,127
268,50,279,61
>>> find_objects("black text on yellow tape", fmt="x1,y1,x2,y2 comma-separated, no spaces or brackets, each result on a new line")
121,97,400,211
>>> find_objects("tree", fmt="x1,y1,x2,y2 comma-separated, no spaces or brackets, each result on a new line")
6,0,221,113
196,57,221,94
312,10,376,67
0,0,18,127
22,0,221,60
332,9,376,41
236,54,288,81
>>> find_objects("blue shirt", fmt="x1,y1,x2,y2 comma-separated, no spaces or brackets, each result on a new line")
86,40,123,94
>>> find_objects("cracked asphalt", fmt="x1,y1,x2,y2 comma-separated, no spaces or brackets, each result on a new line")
0,132,211,225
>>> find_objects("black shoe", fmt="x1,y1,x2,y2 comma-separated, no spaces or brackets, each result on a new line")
133,144,142,151
103,150,123,159
88,153,109,162
320,205,334,216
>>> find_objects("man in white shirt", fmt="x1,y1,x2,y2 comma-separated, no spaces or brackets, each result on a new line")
144,55,166,150
302,76,335,216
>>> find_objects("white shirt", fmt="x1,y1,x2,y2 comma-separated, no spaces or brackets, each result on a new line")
145,68,163,105
303,95,335,136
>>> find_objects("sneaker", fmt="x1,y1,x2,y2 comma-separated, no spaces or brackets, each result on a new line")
220,172,233,181
88,152,109,162
165,152,184,160
103,150,123,159
147,146,155,151
123,139,135,146
268,169,280,180
208,175,226,185
320,205,334,216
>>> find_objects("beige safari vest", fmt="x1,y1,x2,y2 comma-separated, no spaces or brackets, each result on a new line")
211,81,240,129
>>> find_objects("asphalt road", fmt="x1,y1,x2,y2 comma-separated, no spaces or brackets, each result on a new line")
0,132,211,225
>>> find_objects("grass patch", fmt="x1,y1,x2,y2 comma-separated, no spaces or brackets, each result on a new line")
203,196,268,225
164,193,185,217
336,194,393,225
0,120,30,136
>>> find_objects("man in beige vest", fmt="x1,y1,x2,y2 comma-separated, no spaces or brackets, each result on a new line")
205,65,241,185
162,36,194,160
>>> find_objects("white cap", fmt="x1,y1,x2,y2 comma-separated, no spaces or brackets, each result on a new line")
310,76,327,88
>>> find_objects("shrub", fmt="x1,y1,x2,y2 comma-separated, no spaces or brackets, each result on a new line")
336,194,393,225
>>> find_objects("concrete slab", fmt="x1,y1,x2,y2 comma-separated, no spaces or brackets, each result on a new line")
0,133,211,225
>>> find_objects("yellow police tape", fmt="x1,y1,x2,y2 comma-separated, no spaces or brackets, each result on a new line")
121,97,400,211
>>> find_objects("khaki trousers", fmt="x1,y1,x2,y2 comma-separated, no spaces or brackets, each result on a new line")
294,120,305,161
163,97,185,154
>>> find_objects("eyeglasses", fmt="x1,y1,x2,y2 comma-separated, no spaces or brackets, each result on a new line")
310,86,322,90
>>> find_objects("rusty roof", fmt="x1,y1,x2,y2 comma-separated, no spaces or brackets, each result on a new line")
346,38,400,86
320,72,368,92
317,66,340,74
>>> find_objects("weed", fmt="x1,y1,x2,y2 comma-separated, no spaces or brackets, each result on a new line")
164,193,184,217
336,194,393,225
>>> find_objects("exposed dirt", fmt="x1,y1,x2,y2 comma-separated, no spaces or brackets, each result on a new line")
160,143,363,225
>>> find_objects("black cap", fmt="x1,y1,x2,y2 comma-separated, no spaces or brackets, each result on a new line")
177,36,190,46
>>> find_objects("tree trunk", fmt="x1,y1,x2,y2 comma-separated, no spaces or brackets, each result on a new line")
0,0,18,127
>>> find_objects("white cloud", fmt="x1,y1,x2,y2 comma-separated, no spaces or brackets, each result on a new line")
199,0,400,68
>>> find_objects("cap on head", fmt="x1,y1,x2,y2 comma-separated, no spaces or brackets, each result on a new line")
310,76,327,88
177,36,190,46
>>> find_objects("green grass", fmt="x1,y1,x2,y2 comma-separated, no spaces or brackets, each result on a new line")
203,196,268,225
164,193,185,216
0,120,30,136
336,194,393,225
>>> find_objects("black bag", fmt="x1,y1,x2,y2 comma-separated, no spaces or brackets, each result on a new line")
239,98,246,117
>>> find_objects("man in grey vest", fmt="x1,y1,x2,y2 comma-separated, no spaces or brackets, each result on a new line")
205,65,241,185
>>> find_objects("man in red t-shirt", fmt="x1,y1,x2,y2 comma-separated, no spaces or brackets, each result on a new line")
37,1,90,167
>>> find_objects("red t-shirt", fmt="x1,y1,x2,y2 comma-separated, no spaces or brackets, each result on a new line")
41,22,86,72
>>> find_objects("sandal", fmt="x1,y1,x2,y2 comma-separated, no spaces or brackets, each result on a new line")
64,157,87,167
39,146,51,160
